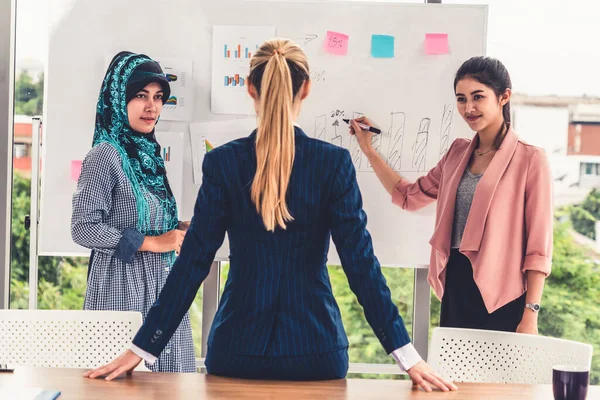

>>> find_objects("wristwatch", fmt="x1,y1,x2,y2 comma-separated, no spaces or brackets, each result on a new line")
525,302,541,312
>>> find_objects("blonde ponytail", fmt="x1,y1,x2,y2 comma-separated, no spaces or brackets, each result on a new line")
248,39,309,232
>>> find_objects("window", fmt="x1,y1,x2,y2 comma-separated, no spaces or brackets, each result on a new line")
585,163,593,175
582,163,600,176
13,143,26,158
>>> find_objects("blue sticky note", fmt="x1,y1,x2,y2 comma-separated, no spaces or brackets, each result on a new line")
371,34,395,58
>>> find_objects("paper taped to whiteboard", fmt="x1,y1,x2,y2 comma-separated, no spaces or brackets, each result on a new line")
102,55,194,121
211,25,276,115
371,34,395,58
70,160,82,182
155,131,185,209
324,30,349,56
190,118,257,184
425,33,449,55
156,58,194,121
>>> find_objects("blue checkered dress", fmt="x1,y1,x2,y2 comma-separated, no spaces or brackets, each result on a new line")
71,142,196,373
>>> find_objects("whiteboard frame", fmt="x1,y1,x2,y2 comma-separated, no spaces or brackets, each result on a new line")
38,0,488,264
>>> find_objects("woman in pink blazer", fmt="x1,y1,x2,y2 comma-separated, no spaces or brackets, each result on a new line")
350,57,553,334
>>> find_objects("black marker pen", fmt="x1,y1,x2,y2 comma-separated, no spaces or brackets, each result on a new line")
342,119,381,134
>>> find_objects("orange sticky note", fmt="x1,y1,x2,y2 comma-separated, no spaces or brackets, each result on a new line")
324,30,349,56
425,33,449,55
71,160,82,182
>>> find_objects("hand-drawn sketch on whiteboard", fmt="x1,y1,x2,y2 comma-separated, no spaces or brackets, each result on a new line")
211,25,276,115
440,104,453,156
386,112,406,172
312,108,442,174
314,114,328,141
350,111,365,170
310,69,326,83
411,118,431,173
291,33,319,46
155,131,184,209
331,109,349,149
317,109,364,169
331,119,344,148
156,58,194,121
368,118,385,170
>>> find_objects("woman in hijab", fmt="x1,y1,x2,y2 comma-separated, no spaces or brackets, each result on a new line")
71,51,195,373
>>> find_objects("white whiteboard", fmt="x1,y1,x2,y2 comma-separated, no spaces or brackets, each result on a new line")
40,0,487,267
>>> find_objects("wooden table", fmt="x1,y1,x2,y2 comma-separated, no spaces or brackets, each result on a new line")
0,367,598,399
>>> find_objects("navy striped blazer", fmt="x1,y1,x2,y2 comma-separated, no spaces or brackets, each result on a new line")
133,127,411,358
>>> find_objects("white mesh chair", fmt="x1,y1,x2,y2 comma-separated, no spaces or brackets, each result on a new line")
0,310,149,371
428,327,593,384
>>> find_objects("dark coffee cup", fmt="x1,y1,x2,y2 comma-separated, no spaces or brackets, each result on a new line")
553,365,589,400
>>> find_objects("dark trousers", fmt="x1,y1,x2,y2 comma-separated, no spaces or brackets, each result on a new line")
205,347,349,381
440,249,526,332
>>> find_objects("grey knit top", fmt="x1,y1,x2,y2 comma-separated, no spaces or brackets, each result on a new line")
451,168,483,248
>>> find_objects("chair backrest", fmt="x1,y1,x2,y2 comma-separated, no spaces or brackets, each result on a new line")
428,327,593,384
0,310,149,371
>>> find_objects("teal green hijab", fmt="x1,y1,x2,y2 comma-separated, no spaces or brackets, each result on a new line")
93,51,178,264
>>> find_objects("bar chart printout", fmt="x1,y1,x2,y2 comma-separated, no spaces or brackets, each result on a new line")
211,25,276,114
224,74,245,87
223,43,258,59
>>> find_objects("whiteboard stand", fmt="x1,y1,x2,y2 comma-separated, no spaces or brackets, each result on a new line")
413,267,431,361
28,116,42,309
201,261,220,360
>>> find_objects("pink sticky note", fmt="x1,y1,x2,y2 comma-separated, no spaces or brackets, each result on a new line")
425,33,449,55
324,31,349,56
71,160,82,182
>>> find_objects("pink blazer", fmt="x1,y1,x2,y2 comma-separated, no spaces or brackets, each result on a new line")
392,128,553,313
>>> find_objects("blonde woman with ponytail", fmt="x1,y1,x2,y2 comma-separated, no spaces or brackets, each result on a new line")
86,39,456,391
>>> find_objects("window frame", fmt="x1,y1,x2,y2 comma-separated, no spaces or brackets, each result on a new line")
0,0,16,310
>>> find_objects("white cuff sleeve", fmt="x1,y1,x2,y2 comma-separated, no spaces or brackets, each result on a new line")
130,344,157,365
391,343,422,372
